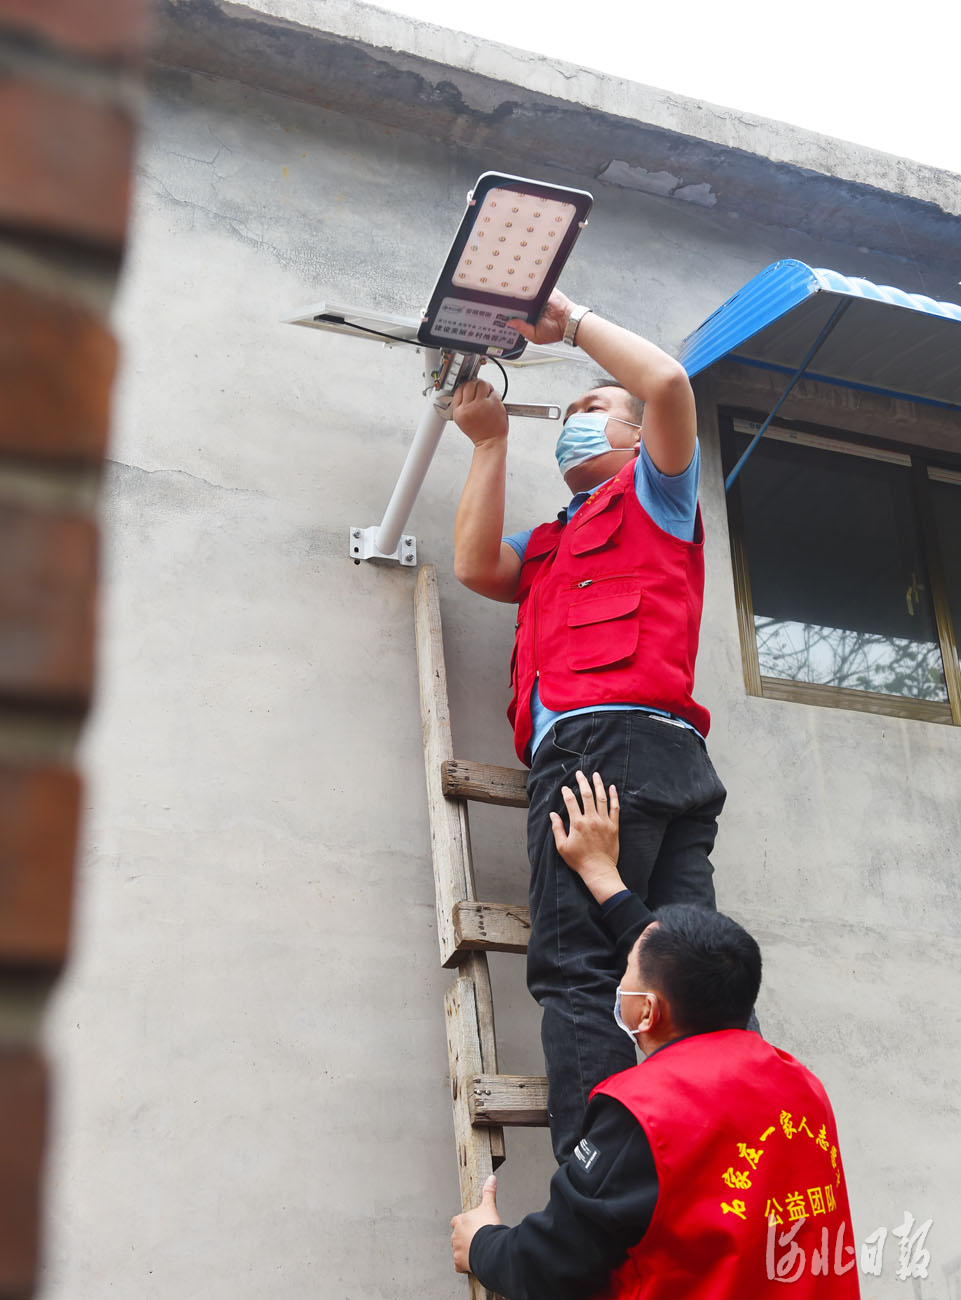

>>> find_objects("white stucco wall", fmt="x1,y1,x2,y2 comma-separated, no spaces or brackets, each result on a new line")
39,22,961,1299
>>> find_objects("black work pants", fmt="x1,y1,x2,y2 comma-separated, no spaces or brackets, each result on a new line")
526,710,727,1162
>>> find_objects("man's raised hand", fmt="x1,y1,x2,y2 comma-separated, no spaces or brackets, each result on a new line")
550,771,627,905
451,378,508,446
508,288,574,346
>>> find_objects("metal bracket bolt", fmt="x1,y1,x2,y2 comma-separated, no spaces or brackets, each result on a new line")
349,525,417,566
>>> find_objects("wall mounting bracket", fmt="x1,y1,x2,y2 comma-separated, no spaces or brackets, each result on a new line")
350,526,417,567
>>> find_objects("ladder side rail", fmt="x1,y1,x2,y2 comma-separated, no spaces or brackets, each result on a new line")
415,565,479,967
445,965,504,1300
415,566,506,1178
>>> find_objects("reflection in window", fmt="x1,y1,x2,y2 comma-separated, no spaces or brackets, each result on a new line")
731,421,951,707
754,618,947,701
929,473,961,644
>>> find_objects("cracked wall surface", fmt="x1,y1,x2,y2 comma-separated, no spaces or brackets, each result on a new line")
151,0,961,270
37,22,961,1300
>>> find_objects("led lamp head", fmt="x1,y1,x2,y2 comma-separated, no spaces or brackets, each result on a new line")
418,171,593,360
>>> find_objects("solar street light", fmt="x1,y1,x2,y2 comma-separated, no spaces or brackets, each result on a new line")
286,172,593,565
418,172,593,360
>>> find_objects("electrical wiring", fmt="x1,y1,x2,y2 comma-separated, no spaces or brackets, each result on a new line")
489,356,509,401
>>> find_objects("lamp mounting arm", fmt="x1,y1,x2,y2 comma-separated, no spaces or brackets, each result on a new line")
350,348,480,567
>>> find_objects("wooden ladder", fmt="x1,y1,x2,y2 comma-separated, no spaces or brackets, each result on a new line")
414,564,549,1300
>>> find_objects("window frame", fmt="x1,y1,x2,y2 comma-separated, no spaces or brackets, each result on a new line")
720,406,961,726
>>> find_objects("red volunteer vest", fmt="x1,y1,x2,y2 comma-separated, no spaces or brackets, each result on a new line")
508,459,710,765
590,1031,861,1300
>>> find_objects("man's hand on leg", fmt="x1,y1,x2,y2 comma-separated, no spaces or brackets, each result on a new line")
551,770,627,906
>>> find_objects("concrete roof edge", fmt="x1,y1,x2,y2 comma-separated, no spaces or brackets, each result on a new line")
153,0,961,265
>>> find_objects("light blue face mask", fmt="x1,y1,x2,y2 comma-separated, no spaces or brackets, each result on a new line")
555,411,641,475
613,986,655,1042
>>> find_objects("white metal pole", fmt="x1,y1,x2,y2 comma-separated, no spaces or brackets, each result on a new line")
374,349,446,556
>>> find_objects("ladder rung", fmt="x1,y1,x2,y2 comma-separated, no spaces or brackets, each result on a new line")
469,1074,549,1127
453,900,530,954
442,759,529,808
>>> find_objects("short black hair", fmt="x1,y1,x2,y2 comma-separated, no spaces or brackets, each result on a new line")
636,905,761,1035
594,377,644,426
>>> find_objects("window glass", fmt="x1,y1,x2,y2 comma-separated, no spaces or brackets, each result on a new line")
735,429,948,702
929,473,961,649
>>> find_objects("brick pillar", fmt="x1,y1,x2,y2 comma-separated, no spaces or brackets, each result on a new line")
0,2,148,1293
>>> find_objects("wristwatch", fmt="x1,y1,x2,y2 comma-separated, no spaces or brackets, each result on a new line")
563,303,592,347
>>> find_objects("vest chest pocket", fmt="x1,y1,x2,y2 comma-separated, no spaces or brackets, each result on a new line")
569,491,624,556
566,584,642,671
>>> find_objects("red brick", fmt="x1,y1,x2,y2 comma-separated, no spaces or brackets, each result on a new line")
0,1051,45,1296
0,766,80,968
0,505,96,705
0,278,116,464
0,77,135,250
0,0,151,62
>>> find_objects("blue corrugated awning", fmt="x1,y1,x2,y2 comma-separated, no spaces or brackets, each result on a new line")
679,259,961,410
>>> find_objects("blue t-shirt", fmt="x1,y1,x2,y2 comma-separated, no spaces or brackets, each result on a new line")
503,442,701,757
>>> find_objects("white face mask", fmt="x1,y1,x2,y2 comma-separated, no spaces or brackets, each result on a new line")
613,986,655,1041
554,411,642,475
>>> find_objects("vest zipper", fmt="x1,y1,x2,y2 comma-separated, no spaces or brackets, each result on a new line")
571,573,637,589
533,579,540,677
525,538,559,688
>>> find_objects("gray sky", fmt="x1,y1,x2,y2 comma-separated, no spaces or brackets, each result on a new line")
376,0,961,176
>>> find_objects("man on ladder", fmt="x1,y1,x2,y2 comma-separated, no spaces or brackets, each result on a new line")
452,289,725,1162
